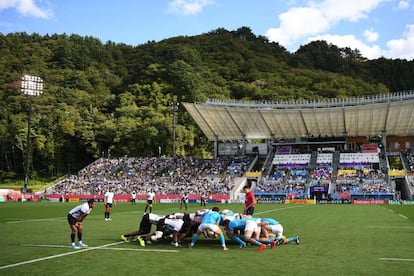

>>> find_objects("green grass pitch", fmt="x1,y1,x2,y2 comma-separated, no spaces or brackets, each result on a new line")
0,202,413,275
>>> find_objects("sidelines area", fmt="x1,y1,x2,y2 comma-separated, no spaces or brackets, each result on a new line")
0,241,179,270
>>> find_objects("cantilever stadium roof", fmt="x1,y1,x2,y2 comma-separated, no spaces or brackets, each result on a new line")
183,91,414,141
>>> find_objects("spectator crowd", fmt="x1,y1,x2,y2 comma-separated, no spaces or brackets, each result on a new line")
47,156,251,197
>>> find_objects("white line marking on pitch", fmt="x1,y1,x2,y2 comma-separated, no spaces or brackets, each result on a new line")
6,217,65,224
379,258,414,262
398,214,408,219
0,242,177,270
367,226,413,229
21,243,180,253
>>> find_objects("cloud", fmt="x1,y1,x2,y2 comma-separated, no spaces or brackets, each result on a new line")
363,29,379,42
264,0,414,60
0,0,53,19
384,24,414,59
397,1,410,10
307,24,414,60
266,0,383,47
307,33,383,59
167,0,215,15
266,6,330,46
317,0,383,22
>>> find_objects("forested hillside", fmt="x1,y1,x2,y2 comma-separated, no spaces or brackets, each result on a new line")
1,26,413,180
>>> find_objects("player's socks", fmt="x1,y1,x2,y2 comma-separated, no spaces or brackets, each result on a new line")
232,236,245,246
287,237,296,243
219,234,226,247
275,237,283,244
264,238,272,244
190,234,199,245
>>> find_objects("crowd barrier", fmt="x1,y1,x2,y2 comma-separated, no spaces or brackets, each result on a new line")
1,193,412,205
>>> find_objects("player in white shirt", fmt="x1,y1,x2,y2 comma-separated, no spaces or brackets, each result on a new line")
141,215,192,247
180,192,189,211
144,189,156,214
104,187,115,221
131,191,136,205
67,199,96,249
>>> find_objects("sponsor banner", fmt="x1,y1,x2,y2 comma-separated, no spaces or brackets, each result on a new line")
388,200,414,205
229,199,244,204
286,199,316,204
317,199,351,204
43,194,229,202
310,186,328,193
361,143,378,153
68,198,79,202
258,198,285,204
388,169,406,177
49,198,60,202
116,198,130,203
160,199,180,203
246,171,262,178
338,169,357,175
352,199,386,204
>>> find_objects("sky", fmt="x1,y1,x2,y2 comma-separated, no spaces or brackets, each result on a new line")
0,0,413,60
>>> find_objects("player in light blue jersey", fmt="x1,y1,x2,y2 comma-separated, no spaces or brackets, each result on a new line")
189,206,228,250
260,217,300,246
224,218,247,248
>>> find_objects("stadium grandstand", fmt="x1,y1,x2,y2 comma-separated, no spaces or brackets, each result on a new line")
40,91,414,203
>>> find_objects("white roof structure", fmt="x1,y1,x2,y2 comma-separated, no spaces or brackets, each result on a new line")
183,91,414,141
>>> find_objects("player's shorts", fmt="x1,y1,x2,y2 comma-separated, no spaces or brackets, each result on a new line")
179,213,192,233
244,219,260,238
147,200,153,205
67,214,77,225
197,223,220,233
268,224,284,237
139,213,152,234
105,203,113,208
245,207,255,216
